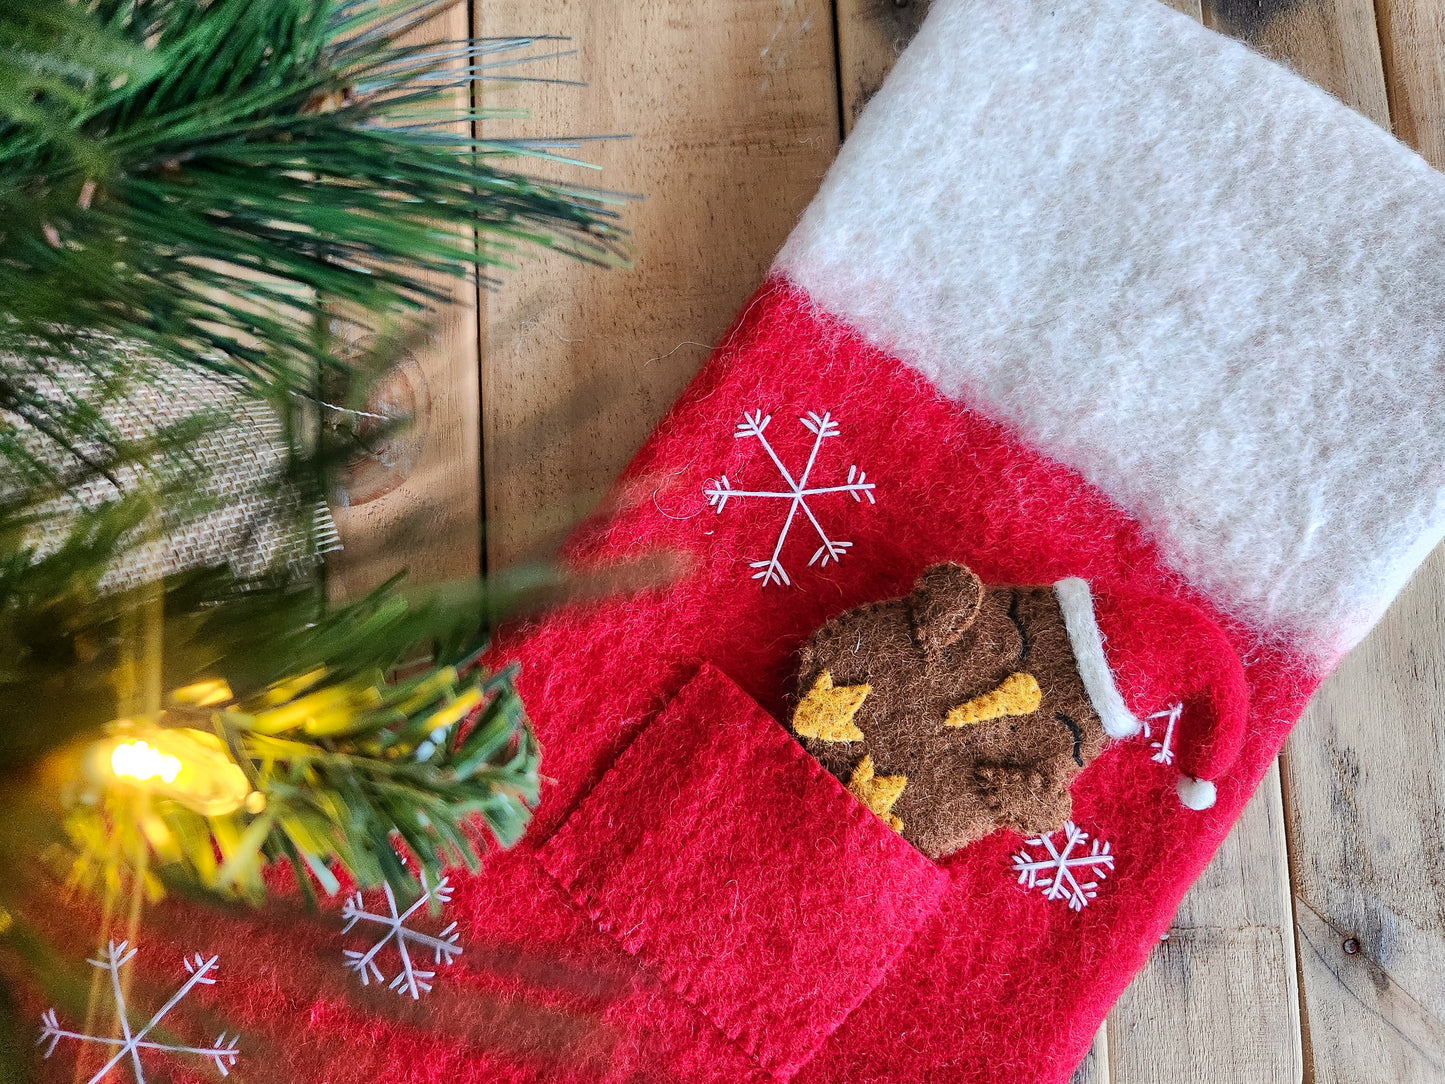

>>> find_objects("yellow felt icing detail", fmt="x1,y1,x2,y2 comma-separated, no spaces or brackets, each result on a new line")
792,670,870,742
945,671,1042,727
848,754,906,833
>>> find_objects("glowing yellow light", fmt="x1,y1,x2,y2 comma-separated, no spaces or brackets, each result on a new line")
96,729,253,817
110,740,183,784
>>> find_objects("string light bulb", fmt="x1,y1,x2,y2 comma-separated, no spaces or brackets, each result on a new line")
94,726,256,817
110,740,182,784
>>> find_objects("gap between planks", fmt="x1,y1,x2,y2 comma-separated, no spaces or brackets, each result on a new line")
474,0,841,570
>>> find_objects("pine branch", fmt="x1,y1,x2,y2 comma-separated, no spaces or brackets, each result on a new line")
0,0,628,398
30,561,561,905
0,0,633,914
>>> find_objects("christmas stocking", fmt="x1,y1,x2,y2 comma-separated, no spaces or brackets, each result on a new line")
53,1,1445,1083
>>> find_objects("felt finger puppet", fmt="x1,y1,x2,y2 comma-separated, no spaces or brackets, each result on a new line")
793,563,1252,858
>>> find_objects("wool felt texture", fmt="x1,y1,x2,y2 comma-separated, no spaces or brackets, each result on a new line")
792,669,869,741
35,1,1445,1081
846,754,907,831
945,672,1042,727
491,286,1316,1084
1089,586,1254,799
537,663,949,1080
775,0,1445,663
792,563,1110,859
908,561,984,660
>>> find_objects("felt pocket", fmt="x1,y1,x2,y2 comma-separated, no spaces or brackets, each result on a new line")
536,662,949,1080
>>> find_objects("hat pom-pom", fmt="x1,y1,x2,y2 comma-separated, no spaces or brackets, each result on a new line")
1175,775,1217,810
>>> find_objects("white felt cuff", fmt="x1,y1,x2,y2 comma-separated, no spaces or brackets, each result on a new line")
1053,578,1141,740
776,0,1445,664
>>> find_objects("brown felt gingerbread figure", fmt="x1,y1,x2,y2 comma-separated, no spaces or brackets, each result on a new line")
791,562,1109,860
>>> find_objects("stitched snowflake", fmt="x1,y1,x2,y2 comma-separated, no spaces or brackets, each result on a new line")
39,940,239,1082
704,409,875,587
1141,702,1182,765
1012,821,1114,911
340,873,463,998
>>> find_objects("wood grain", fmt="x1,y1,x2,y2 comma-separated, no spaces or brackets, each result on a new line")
1202,0,1390,120
1162,0,1204,21
1284,547,1445,1083
1375,0,1445,159
1108,764,1302,1081
474,0,839,569
1294,884,1445,1081
1069,1025,1111,1084
835,0,931,133
329,4,482,595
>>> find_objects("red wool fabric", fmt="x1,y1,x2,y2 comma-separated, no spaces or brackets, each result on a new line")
537,662,950,1080
1091,590,1253,787
36,280,1326,1084
487,281,1321,1084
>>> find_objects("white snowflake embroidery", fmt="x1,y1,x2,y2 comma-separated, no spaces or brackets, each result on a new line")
39,940,239,1082
704,409,875,587
341,873,463,999
1012,821,1115,911
1142,702,1182,765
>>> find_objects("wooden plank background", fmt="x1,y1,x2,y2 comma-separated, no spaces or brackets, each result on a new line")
336,0,1445,1079
329,2,481,597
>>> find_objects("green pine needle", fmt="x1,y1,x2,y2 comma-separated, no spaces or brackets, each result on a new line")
0,0,628,392
37,562,559,905
0,0,632,916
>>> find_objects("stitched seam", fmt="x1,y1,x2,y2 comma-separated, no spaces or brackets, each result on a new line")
535,720,942,1076
543,831,936,1079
